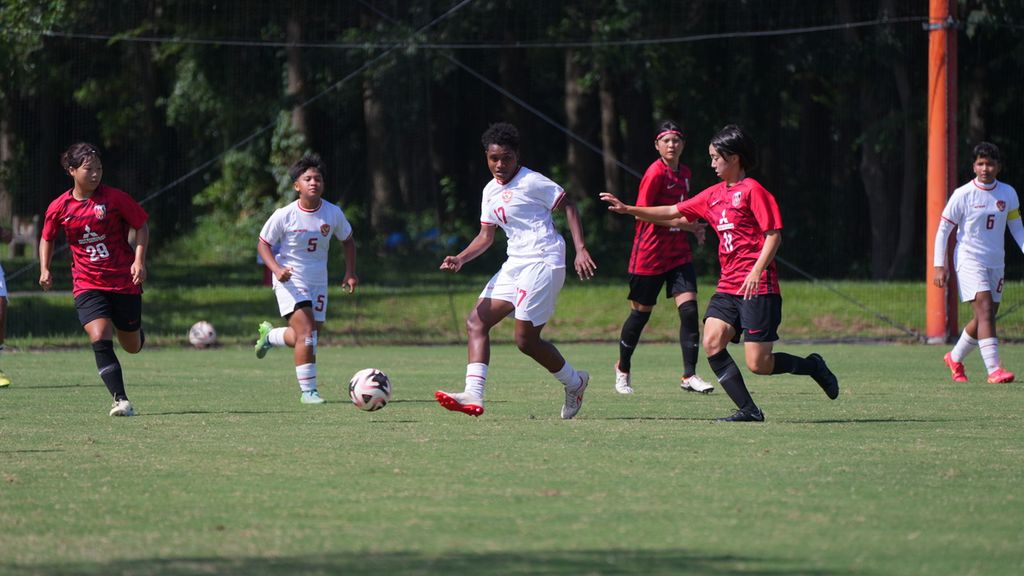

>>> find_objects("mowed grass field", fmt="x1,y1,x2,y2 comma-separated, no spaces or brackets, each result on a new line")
1,342,1023,575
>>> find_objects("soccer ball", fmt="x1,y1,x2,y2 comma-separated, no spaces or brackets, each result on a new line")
188,321,217,348
348,368,392,411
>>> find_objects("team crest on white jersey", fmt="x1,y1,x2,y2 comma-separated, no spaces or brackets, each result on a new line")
501,189,514,203
93,204,106,220
320,223,330,236
997,201,1006,212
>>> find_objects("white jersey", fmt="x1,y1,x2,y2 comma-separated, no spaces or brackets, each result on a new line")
479,166,566,267
259,198,352,287
934,179,1023,268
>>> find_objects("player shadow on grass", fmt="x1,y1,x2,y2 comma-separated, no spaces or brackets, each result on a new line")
2,549,850,576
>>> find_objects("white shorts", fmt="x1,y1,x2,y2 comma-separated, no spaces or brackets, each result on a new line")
956,261,1004,303
0,263,6,298
480,260,565,325
273,282,328,322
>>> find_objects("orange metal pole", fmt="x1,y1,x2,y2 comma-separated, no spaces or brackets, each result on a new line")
926,0,957,343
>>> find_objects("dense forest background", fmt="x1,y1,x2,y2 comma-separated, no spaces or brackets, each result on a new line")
1,0,1023,285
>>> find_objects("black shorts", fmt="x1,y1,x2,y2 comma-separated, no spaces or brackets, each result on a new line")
74,290,143,332
704,292,781,343
628,263,698,307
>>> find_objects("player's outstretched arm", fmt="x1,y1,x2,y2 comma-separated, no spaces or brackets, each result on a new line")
341,235,358,293
440,224,495,273
599,192,680,222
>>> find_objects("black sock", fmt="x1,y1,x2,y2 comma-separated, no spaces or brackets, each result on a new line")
678,300,699,377
707,349,756,411
92,340,127,401
618,309,651,373
771,352,816,375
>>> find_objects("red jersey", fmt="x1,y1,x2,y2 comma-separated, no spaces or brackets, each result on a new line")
42,184,149,296
628,159,693,275
675,177,782,295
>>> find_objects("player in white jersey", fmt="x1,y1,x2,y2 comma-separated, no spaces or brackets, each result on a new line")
254,154,358,404
934,142,1024,384
434,123,597,419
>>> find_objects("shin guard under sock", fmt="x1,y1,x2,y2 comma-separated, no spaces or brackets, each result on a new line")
707,349,755,411
92,340,127,401
678,300,700,376
770,352,816,375
618,309,651,373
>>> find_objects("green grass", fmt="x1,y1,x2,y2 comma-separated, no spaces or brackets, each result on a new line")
10,279,1024,348
2,343,1023,575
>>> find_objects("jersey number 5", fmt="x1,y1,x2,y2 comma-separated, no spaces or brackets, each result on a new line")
307,237,318,252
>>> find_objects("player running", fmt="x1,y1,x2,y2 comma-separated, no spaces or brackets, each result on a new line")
39,143,150,416
254,154,358,404
933,142,1023,384
601,124,839,422
435,122,597,419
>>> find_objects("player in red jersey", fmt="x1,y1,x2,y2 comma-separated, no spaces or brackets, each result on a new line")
613,120,713,396
601,125,838,422
39,143,150,417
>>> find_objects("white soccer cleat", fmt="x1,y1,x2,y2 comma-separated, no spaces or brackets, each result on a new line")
109,399,135,417
300,390,326,404
613,363,633,395
681,374,714,394
561,370,589,420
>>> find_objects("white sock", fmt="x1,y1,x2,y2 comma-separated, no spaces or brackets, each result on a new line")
268,327,288,347
464,363,487,399
296,363,317,392
978,338,1001,374
950,330,978,363
553,361,580,388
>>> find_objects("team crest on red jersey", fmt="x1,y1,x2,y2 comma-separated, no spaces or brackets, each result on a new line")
320,224,331,237
997,200,1006,212
731,191,743,208
93,204,107,220
501,189,514,203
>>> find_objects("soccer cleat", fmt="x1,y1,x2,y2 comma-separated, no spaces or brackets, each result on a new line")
614,363,633,395
716,407,765,422
109,399,135,417
255,321,273,359
943,352,968,382
300,390,326,404
435,390,484,417
561,370,589,420
0,370,10,388
809,353,840,399
987,367,1015,384
681,374,714,394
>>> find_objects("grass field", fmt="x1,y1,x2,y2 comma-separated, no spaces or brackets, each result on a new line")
2,342,1023,575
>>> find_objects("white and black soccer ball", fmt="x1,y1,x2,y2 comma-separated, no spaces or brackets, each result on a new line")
348,368,392,411
188,321,218,348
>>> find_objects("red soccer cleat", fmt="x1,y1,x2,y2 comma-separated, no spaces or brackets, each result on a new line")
943,352,968,382
986,367,1015,384
435,390,485,417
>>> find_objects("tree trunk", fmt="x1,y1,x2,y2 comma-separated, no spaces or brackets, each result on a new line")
598,68,622,197
860,83,897,279
286,10,308,140
886,44,919,278
363,75,396,229
0,113,13,224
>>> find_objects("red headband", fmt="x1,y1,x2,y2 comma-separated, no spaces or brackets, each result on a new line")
657,130,684,140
